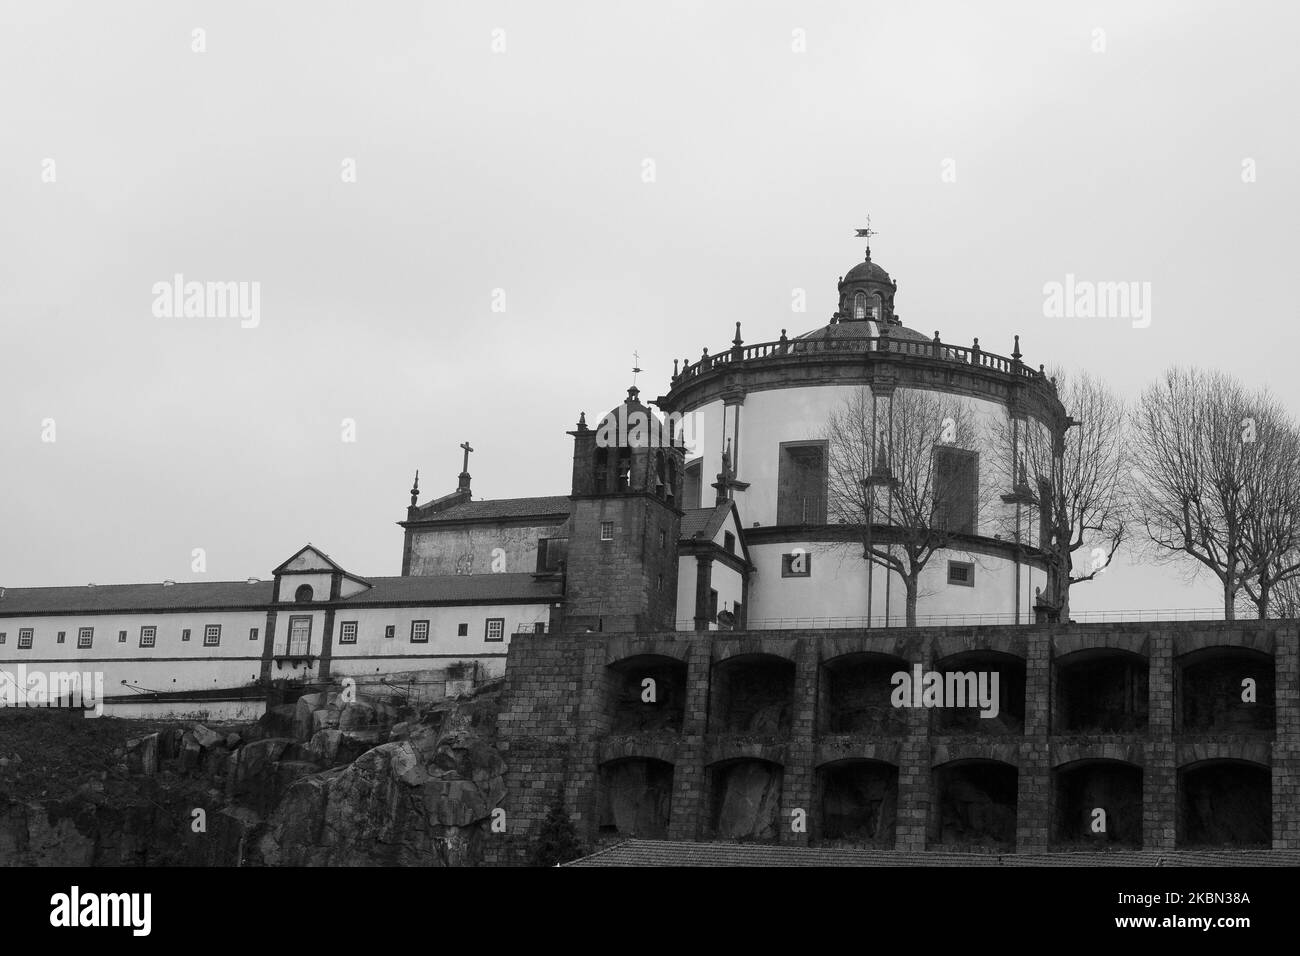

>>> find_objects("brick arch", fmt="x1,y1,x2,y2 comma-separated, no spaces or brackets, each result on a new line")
1054,644,1148,666
1054,633,1149,660
598,739,679,766
814,741,901,769
1175,633,1275,659
821,634,924,664
604,639,689,666
1176,741,1271,770
713,638,798,664
932,631,1027,662
1052,745,1145,770
931,743,1021,769
1175,626,1276,657
705,740,787,767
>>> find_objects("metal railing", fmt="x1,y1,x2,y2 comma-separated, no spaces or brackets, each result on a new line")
673,334,1047,387
674,608,1233,630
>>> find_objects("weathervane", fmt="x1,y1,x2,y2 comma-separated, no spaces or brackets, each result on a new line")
855,215,878,257
632,349,641,389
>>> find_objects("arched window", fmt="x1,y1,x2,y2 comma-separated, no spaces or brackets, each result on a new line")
853,292,867,320
872,293,884,321
295,584,314,603
593,448,609,493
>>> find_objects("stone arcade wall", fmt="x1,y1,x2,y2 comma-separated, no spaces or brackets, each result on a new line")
488,620,1300,864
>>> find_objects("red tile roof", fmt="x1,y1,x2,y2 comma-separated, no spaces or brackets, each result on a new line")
565,840,1300,868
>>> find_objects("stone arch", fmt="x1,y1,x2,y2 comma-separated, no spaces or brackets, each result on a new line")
597,757,675,839
930,757,1018,851
1176,646,1274,734
930,649,1026,734
816,758,898,846
709,652,795,734
707,758,784,841
1054,647,1148,733
819,651,911,735
1177,759,1271,848
605,653,688,734
1052,758,1143,848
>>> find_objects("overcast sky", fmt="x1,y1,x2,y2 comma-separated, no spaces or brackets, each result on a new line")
2,0,1297,618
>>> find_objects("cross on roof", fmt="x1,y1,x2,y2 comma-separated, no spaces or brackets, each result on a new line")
632,349,642,388
459,441,473,474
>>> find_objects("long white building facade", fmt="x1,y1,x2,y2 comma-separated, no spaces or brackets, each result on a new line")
1,240,1068,718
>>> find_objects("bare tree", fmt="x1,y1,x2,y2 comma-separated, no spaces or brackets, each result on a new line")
825,386,985,626
1130,367,1300,620
990,369,1131,621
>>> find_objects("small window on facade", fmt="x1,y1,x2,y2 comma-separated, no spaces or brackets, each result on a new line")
781,551,812,577
854,291,867,320
708,589,719,622
410,620,430,643
0,632,5,644
600,520,614,541
384,625,395,639
118,630,127,643
18,628,34,649
533,622,546,634
295,584,314,602
288,616,312,654
57,630,66,644
249,627,259,641
457,623,468,636
140,626,156,648
724,531,736,554
948,560,974,587
484,618,505,642
182,628,191,642
204,624,221,646
659,530,666,549
339,621,358,644
77,627,94,649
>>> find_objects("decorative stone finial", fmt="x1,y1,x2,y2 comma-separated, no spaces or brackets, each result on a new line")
1012,334,1022,361
409,470,420,507
733,322,743,347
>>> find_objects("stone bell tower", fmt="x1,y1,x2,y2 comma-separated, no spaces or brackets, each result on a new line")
561,386,685,633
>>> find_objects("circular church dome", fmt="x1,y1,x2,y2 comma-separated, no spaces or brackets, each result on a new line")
843,256,892,285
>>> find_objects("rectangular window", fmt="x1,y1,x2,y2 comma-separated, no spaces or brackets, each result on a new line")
659,530,666,549
777,441,828,524
18,628,34,649
781,551,812,577
410,620,429,643
384,624,395,639
536,537,569,572
484,618,505,642
0,632,5,645
204,624,221,646
339,621,358,644
457,622,468,636
724,531,736,554
118,630,127,643
288,616,311,655
77,627,93,649
600,520,614,541
249,627,259,641
181,628,191,642
139,626,156,648
948,560,975,587
933,446,978,534
708,589,719,623
533,622,546,634
682,458,703,511
57,630,66,644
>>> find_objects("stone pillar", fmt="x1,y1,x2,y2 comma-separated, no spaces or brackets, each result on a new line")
894,635,932,851
693,555,714,631
1272,625,1300,849
1016,628,1052,853
1143,629,1176,851
567,641,608,840
780,638,817,846
668,641,711,841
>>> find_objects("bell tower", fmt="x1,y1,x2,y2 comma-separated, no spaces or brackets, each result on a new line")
561,386,685,633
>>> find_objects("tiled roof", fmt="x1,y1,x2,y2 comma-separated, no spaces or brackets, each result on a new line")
414,496,572,523
343,574,561,605
565,840,1300,868
0,574,561,616
679,503,731,541
0,580,275,615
